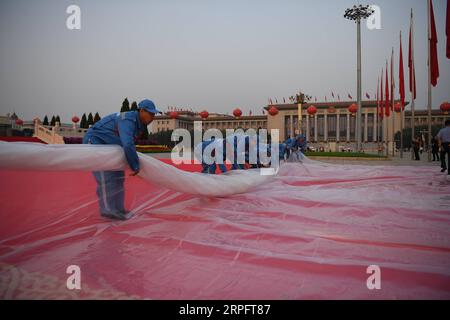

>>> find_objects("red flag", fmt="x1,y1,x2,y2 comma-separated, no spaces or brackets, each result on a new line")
447,0,450,58
380,69,384,119
385,60,390,117
391,48,395,110
429,0,439,87
376,77,380,119
399,31,406,110
348,93,353,100
409,10,417,100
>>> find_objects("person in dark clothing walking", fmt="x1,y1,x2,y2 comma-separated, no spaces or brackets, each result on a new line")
437,120,450,175
412,136,421,161
432,136,440,161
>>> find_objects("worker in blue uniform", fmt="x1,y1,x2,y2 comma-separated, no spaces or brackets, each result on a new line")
194,138,228,174
82,99,161,220
224,134,247,170
280,134,308,161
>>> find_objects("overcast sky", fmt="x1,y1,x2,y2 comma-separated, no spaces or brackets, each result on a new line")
0,0,449,122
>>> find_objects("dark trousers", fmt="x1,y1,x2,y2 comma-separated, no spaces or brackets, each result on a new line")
432,149,440,161
441,143,450,174
413,147,420,161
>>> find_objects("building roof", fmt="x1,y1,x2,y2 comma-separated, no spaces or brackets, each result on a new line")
155,114,267,121
266,100,409,110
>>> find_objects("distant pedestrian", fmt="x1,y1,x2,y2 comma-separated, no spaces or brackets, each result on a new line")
437,120,450,175
431,136,440,162
412,136,421,161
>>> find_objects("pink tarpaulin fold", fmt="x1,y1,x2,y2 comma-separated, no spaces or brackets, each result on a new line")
0,159,449,299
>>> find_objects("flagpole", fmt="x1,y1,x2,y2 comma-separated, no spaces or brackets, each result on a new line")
400,33,404,159
381,68,386,156
356,18,363,152
427,0,432,162
376,77,379,143
391,48,395,158
410,8,416,161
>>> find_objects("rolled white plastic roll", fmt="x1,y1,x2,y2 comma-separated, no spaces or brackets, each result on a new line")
0,142,272,197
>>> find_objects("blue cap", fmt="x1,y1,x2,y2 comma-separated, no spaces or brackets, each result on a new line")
138,99,162,114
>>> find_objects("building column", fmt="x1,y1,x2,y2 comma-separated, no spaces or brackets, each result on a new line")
314,114,318,142
373,112,377,142
336,113,340,142
324,113,328,142
306,116,310,142
290,115,294,139
364,112,368,142
346,113,350,142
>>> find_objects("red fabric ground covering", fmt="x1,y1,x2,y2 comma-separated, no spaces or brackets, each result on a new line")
0,159,449,299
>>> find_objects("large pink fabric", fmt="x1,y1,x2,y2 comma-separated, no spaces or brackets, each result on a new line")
0,159,449,299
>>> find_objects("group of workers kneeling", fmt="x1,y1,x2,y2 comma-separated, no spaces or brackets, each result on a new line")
195,134,308,174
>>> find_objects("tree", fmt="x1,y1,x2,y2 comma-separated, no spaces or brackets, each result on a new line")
43,115,49,126
120,98,130,112
80,113,87,129
50,115,56,126
55,115,61,124
148,130,175,147
131,101,138,111
87,113,94,127
94,112,101,123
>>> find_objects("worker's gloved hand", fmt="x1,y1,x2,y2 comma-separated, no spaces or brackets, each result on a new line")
130,170,140,177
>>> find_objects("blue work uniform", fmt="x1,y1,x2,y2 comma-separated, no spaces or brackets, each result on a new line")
82,111,144,214
283,135,308,159
226,134,248,170
194,139,228,174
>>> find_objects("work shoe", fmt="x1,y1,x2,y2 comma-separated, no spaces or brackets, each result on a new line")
101,211,127,221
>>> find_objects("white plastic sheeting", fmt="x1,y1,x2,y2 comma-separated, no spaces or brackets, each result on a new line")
0,142,272,197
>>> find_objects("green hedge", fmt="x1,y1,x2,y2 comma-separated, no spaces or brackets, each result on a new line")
305,152,386,158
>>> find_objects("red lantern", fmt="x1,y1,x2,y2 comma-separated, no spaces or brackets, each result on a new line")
348,103,358,114
440,102,450,114
328,107,336,114
169,111,179,119
72,116,80,123
15,119,23,126
233,108,242,118
268,106,279,116
394,102,402,113
307,105,317,116
200,110,209,119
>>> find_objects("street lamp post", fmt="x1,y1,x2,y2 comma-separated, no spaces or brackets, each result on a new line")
344,5,374,152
